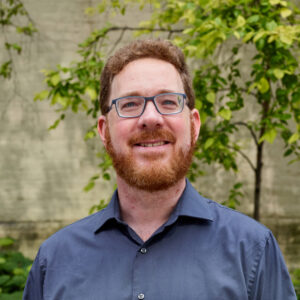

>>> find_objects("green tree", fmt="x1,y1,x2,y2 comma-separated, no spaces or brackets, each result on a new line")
34,0,300,221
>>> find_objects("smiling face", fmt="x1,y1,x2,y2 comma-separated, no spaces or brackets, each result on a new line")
98,58,200,191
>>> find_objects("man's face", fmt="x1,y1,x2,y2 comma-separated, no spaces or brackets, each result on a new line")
98,58,200,191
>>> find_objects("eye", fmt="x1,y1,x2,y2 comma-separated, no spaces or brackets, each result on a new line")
118,98,143,111
122,102,138,108
161,99,178,106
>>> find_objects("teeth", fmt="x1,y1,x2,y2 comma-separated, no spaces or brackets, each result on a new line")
140,142,165,147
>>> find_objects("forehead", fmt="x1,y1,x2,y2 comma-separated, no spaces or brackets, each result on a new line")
110,58,184,101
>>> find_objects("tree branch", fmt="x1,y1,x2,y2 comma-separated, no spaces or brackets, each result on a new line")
106,26,184,34
228,145,256,172
233,121,259,146
109,27,126,54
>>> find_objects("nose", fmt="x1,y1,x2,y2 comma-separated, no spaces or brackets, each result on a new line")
137,101,163,129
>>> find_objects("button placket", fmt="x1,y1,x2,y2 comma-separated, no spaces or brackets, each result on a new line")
132,244,150,300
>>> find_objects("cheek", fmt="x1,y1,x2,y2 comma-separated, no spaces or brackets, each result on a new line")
109,120,135,147
173,121,192,148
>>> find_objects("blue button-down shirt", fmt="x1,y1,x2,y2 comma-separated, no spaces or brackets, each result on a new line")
23,180,296,300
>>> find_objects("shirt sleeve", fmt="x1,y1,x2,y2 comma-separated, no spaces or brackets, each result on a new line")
249,231,297,300
22,248,45,300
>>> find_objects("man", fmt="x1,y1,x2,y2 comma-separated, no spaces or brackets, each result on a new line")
23,39,296,299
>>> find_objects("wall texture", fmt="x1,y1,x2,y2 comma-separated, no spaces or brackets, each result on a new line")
0,0,299,271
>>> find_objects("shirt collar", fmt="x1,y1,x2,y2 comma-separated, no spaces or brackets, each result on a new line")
93,179,213,233
175,179,214,221
93,190,121,233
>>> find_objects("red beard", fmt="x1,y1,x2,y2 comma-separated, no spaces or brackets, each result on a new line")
105,120,195,191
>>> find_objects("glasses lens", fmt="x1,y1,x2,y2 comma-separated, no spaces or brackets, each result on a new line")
117,97,145,117
155,94,184,114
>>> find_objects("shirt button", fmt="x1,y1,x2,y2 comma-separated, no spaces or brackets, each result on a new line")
138,293,145,299
140,248,147,254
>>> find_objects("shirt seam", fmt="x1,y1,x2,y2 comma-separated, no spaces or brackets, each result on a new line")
247,230,271,299
39,246,47,300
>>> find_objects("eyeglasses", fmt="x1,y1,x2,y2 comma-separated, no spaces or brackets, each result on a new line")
107,93,187,118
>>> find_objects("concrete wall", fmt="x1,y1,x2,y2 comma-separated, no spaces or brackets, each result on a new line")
0,0,299,271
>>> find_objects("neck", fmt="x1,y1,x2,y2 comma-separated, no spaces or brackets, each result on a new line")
116,176,186,242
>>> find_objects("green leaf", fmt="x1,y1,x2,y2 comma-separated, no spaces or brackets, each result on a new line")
279,27,294,45
48,119,60,130
234,182,243,189
236,15,246,28
204,138,214,149
90,175,100,181
0,257,6,264
83,181,95,192
34,90,49,101
273,69,284,79
218,108,232,120
280,8,292,18
284,148,293,157
85,7,96,15
85,87,97,100
266,21,277,31
0,237,14,247
0,60,12,79
258,77,270,93
253,31,266,42
200,111,207,123
247,15,260,24
206,92,215,103
195,100,202,111
84,130,97,140
182,27,194,35
52,94,68,107
288,132,299,144
50,74,60,86
13,268,25,275
103,173,110,180
269,0,280,5
243,31,255,42
233,31,240,39
259,129,277,144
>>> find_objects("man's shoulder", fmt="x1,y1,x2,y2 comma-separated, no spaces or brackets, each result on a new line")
185,181,269,239
40,208,108,252
203,196,272,244
186,181,270,240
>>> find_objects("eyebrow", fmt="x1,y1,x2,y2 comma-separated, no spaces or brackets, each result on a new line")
118,89,178,98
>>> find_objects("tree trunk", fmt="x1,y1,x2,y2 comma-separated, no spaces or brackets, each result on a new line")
254,95,270,221
254,141,264,221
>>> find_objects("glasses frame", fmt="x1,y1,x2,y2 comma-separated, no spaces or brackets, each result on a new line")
107,92,187,118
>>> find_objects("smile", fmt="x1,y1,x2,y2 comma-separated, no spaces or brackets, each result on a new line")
136,141,169,147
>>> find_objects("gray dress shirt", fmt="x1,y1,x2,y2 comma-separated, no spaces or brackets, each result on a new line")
23,180,296,300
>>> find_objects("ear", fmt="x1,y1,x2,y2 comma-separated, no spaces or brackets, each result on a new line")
190,108,201,144
97,115,108,147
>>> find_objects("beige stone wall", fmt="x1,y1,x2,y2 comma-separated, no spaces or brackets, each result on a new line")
0,0,299,271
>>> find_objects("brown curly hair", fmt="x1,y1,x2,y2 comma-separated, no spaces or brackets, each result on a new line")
99,39,195,114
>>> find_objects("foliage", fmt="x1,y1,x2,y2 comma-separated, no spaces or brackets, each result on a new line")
221,182,243,209
0,238,32,300
89,199,109,215
0,0,37,78
292,268,300,299
34,0,300,219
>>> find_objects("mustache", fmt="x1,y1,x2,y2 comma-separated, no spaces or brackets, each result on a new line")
128,129,176,145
